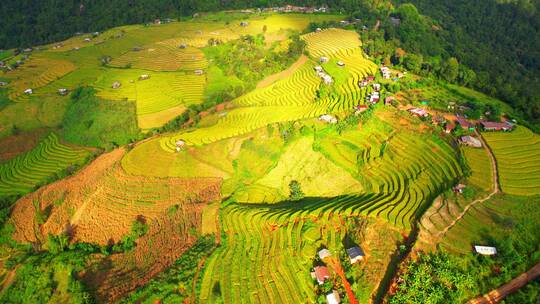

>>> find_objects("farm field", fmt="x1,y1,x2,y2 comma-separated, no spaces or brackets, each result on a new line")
483,126,540,196
0,132,90,197
3,8,538,304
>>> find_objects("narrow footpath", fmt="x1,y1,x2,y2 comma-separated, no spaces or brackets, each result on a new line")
326,257,359,304
437,131,499,238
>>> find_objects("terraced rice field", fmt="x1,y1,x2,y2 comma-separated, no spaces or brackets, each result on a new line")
302,28,362,58
0,133,89,196
463,146,493,191
110,43,208,71
5,57,76,101
482,127,540,196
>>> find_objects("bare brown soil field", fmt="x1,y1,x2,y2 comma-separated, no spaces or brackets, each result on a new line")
9,148,221,245
0,129,47,162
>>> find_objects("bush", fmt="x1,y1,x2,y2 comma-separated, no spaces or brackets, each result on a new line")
289,180,305,201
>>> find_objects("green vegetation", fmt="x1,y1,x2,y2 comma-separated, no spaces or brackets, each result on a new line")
61,87,139,149
288,180,304,201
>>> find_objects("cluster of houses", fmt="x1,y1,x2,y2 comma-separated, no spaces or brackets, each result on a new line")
311,246,365,304
261,5,329,13
314,65,333,85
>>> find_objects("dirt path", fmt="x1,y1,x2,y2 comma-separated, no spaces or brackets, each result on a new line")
468,262,540,304
437,132,499,238
326,257,359,304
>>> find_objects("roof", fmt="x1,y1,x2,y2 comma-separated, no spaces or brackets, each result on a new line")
346,246,365,259
326,291,340,304
461,136,482,147
318,248,332,259
314,266,330,282
474,246,497,255
457,117,474,128
481,121,512,130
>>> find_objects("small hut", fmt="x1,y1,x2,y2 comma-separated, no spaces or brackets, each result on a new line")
194,69,204,75
58,88,68,96
112,81,121,89
346,246,365,264
24,88,33,95
179,43,187,49
175,140,186,152
139,74,150,81
337,61,345,67
318,248,332,259
240,21,249,27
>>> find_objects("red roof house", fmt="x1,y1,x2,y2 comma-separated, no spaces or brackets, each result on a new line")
481,121,514,131
314,266,330,285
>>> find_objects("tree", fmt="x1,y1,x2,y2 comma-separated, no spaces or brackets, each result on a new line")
403,53,423,73
289,180,304,201
442,57,460,83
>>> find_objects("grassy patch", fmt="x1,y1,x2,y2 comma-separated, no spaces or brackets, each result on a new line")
61,87,139,148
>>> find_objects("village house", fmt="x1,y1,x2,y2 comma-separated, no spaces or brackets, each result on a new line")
195,69,204,75
355,104,369,114
314,66,323,72
346,246,365,264
315,27,322,32
175,140,186,152
373,83,381,91
384,96,395,106
453,183,467,193
367,92,380,104
456,116,475,130
390,17,401,26
24,88,33,95
445,122,456,134
112,81,121,89
321,73,333,84
320,57,329,63
240,21,249,27
0,81,7,86
313,266,330,285
339,20,349,26
58,88,68,96
179,43,187,49
154,19,161,25
318,248,332,259
481,121,514,132
460,135,482,148
139,74,150,80
319,114,338,124
326,290,341,304
474,246,497,256
84,38,91,42
337,61,345,67
408,107,428,118
0,61,4,67
380,66,391,79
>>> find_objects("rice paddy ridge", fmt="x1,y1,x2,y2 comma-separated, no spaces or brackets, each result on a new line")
0,133,89,196
482,126,540,195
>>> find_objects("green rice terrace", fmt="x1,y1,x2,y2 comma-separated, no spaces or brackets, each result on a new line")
0,5,539,304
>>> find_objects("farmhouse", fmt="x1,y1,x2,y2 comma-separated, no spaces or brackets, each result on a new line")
326,290,341,304
58,88,68,96
367,92,380,104
380,66,391,79
175,140,186,152
481,121,514,132
408,108,428,118
456,117,475,130
373,83,381,91
453,183,466,193
314,266,330,284
318,248,332,259
346,246,365,264
24,88,33,95
319,114,338,124
314,66,323,72
474,245,497,256
139,74,150,80
337,61,345,67
195,69,204,75
445,122,456,134
460,135,482,148
112,81,121,89
316,27,322,32
356,104,369,113
320,57,329,63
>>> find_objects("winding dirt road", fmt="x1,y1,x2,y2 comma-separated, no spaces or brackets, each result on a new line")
468,262,540,304
437,131,499,238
